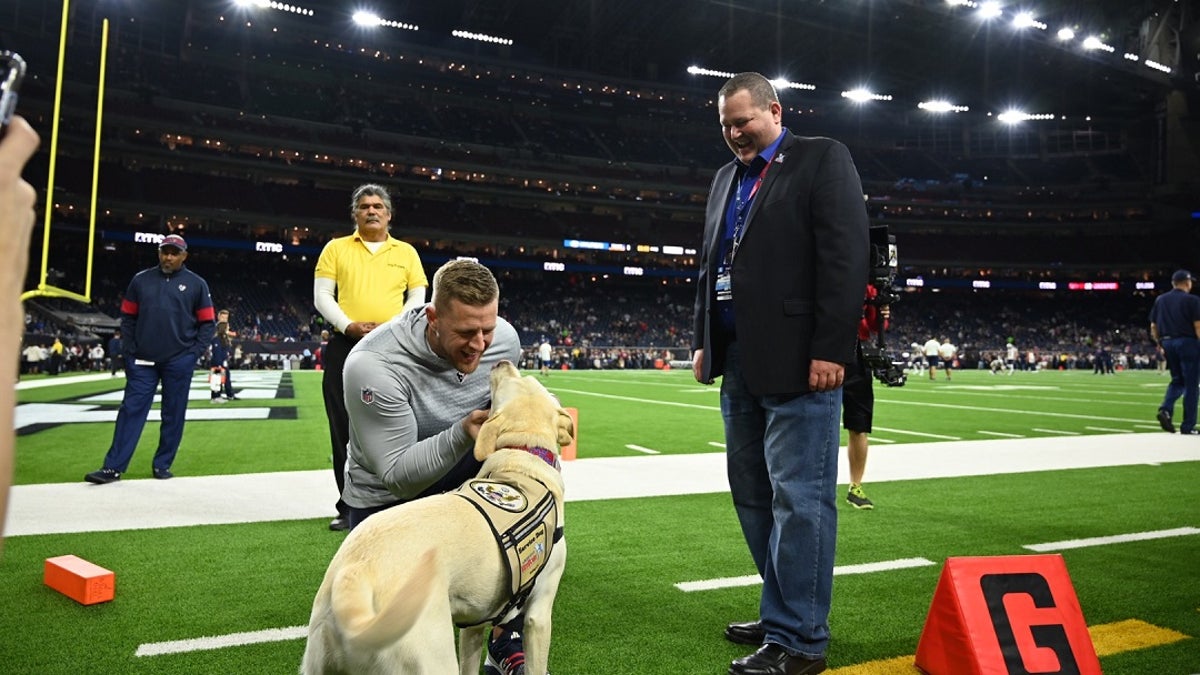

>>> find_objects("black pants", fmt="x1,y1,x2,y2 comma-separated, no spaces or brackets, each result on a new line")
321,333,357,517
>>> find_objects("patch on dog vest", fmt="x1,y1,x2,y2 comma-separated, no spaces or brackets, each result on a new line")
468,480,528,513
455,474,560,625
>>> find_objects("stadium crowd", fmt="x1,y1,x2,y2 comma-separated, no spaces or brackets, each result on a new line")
20,239,1162,377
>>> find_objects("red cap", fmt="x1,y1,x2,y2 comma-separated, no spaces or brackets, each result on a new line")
159,234,187,251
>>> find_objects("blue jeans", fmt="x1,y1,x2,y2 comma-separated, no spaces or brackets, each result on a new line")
720,342,840,659
102,351,196,473
1160,337,1200,433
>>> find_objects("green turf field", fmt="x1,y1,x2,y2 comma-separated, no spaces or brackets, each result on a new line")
4,367,1198,673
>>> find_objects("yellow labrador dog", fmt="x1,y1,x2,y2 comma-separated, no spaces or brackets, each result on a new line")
300,360,573,675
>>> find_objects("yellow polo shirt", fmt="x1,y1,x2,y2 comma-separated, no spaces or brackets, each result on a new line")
314,232,427,326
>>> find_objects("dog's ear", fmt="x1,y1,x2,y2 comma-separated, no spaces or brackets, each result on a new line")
556,408,575,447
474,411,505,461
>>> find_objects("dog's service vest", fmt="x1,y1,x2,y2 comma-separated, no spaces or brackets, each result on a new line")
454,470,562,627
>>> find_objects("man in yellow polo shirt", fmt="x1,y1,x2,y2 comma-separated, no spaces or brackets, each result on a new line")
314,183,427,531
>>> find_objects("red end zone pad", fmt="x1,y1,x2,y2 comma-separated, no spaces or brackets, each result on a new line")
915,555,1101,675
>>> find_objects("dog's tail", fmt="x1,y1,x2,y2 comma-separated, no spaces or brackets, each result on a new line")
329,548,437,651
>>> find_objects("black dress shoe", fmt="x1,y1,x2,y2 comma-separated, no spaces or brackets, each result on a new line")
328,516,350,531
725,620,766,645
729,644,826,675
1157,408,1175,433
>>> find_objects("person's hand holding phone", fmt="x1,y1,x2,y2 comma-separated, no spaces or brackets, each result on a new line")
0,49,38,553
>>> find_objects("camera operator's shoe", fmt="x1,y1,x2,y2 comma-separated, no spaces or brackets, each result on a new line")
847,484,874,510
484,629,526,675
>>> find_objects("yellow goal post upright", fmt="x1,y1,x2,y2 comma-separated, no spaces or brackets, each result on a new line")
21,0,108,306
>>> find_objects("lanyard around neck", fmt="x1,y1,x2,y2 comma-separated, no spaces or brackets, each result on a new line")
728,149,777,264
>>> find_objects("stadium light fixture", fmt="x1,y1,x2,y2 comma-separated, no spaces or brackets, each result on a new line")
842,88,893,103
919,100,969,113
1011,12,1046,31
997,109,1055,124
997,110,1026,124
352,10,417,30
1144,59,1172,74
976,2,1003,21
769,77,817,91
233,0,314,16
352,10,380,26
452,29,513,46
1082,36,1115,53
945,0,978,8
686,66,735,79
1056,27,1075,41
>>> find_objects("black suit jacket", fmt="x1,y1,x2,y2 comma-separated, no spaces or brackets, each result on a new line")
692,130,869,396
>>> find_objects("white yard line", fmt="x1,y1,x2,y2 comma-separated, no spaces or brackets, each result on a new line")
1024,527,1200,552
625,444,660,455
547,387,718,411
675,558,936,592
135,626,307,657
872,426,960,440
1032,428,1082,435
1084,426,1134,433
882,398,1157,424
978,430,1024,438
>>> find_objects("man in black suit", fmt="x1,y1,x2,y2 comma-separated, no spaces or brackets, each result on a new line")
692,72,869,675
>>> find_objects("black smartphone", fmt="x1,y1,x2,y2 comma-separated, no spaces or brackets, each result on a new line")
0,50,26,138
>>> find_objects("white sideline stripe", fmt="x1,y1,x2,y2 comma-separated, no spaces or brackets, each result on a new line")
873,426,960,440
1024,527,1200,552
1032,427,1081,435
625,444,660,455
979,430,1024,438
1085,426,1134,434
675,557,937,592
1134,424,1165,430
12,434,1200,536
135,625,307,656
871,437,896,444
708,441,726,448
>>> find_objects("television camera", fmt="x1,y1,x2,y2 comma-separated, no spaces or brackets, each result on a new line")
860,225,906,387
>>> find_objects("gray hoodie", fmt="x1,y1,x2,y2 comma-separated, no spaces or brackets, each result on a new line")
342,304,522,508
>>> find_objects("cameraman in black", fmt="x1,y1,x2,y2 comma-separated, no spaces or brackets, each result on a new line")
844,284,889,510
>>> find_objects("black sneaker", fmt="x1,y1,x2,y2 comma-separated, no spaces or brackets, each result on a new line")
85,468,121,484
1157,409,1175,433
153,468,174,480
485,629,526,675
847,484,874,510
